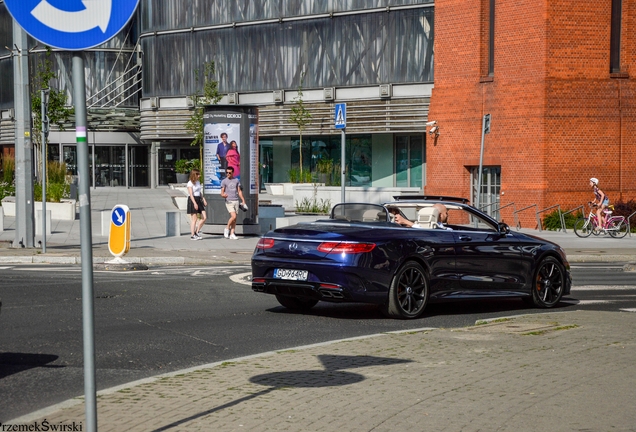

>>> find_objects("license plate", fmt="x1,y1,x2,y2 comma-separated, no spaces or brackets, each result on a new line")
274,268,308,281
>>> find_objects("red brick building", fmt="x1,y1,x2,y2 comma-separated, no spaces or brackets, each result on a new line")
427,0,636,227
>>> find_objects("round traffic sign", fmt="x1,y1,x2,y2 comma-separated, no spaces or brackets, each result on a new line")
111,206,126,227
4,0,140,51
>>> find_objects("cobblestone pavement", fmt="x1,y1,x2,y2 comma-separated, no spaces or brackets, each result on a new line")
7,310,636,431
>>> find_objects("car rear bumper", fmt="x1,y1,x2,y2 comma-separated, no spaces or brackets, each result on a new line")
252,279,353,302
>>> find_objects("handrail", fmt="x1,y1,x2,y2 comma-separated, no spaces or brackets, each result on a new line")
480,202,517,226
627,210,636,237
560,205,584,233
536,204,563,232
512,204,539,231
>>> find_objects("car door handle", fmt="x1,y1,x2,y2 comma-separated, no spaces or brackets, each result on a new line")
458,235,472,241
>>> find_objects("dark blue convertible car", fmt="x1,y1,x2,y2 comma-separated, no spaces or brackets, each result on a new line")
251,197,571,319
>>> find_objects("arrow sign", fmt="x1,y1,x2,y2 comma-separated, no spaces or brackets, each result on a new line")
4,0,140,50
109,204,130,257
334,103,346,130
31,0,112,33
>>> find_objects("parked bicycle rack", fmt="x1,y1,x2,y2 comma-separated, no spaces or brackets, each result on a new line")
628,210,636,237
479,202,517,226
560,205,584,234
536,204,565,232
512,204,540,231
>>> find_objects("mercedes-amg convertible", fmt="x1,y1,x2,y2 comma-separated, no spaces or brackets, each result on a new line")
251,197,571,319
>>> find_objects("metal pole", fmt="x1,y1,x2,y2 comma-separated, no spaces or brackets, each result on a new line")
340,129,345,203
73,54,97,432
41,89,49,253
476,115,487,209
12,23,35,248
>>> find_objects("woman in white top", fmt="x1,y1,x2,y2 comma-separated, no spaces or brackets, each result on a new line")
186,169,207,240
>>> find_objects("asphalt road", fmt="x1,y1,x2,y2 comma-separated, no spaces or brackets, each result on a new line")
0,262,635,422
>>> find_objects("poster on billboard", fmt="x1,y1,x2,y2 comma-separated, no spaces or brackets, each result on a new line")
203,114,242,194
249,122,258,194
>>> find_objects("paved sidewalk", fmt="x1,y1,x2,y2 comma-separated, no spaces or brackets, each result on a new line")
1,187,635,264
6,310,636,431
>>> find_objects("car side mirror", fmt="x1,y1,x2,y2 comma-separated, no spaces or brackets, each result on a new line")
498,223,511,235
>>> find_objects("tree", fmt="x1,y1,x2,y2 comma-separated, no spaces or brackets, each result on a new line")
289,71,312,178
185,61,222,165
30,47,74,180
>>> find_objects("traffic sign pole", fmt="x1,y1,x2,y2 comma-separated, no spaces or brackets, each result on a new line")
73,55,97,432
334,103,347,203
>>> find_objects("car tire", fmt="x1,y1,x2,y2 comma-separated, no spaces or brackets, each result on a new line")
275,294,318,311
532,256,566,308
386,261,429,319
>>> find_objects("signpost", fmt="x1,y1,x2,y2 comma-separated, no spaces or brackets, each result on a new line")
108,204,131,258
335,103,346,203
5,2,141,430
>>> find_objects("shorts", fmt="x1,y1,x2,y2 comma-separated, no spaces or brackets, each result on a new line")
225,200,239,213
187,196,205,214
602,198,610,206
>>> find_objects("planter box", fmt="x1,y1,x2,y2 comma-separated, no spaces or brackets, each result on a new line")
0,197,77,220
292,186,422,208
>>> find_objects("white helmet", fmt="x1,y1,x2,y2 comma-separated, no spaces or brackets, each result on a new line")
590,177,599,185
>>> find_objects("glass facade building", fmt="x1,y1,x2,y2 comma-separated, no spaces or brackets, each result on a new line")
1,1,435,189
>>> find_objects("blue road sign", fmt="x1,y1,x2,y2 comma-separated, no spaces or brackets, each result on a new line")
111,206,126,227
335,103,346,129
5,0,140,51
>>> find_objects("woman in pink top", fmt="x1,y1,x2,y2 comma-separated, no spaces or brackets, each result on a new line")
226,140,240,178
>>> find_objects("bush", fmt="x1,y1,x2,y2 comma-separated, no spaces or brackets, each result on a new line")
0,180,15,204
612,199,636,232
2,155,14,183
542,208,582,231
288,167,313,183
34,182,70,203
175,159,200,174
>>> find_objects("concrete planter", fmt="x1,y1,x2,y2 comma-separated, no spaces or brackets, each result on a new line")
292,186,422,208
1,196,77,220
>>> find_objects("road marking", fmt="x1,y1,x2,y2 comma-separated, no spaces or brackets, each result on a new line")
561,299,614,305
231,272,252,286
0,266,14,270
573,285,636,291
620,308,636,313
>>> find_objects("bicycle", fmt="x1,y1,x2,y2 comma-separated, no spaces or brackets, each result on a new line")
574,203,629,238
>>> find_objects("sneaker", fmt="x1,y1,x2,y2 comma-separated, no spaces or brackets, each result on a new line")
190,235,198,241
195,232,202,239
223,228,229,239
229,233,238,240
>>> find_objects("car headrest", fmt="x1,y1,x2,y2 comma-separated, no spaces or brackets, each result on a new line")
417,207,440,228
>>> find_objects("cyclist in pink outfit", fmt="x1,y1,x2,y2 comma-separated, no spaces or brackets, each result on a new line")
589,177,609,230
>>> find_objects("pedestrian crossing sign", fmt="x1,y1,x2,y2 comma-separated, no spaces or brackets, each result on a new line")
334,103,346,129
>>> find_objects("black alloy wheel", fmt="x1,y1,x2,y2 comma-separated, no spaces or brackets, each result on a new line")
386,261,429,319
532,256,566,308
275,294,319,311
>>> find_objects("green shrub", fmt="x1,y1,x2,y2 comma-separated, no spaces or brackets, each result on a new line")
175,159,200,174
34,182,70,203
0,180,15,204
2,155,14,183
295,196,331,214
287,167,313,183
47,161,67,184
542,208,582,231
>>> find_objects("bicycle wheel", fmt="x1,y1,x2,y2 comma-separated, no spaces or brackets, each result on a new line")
609,219,629,239
574,218,593,238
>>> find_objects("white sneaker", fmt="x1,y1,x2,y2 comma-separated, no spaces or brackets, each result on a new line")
190,235,198,241
223,228,229,238
195,232,202,239
229,233,238,240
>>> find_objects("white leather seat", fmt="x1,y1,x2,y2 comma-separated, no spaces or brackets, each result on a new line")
362,209,381,221
417,207,440,228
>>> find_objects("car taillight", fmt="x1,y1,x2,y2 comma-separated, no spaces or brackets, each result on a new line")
317,242,376,254
256,238,275,249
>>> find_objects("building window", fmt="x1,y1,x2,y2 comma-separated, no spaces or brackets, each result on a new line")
610,0,622,73
471,166,501,220
395,135,424,188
